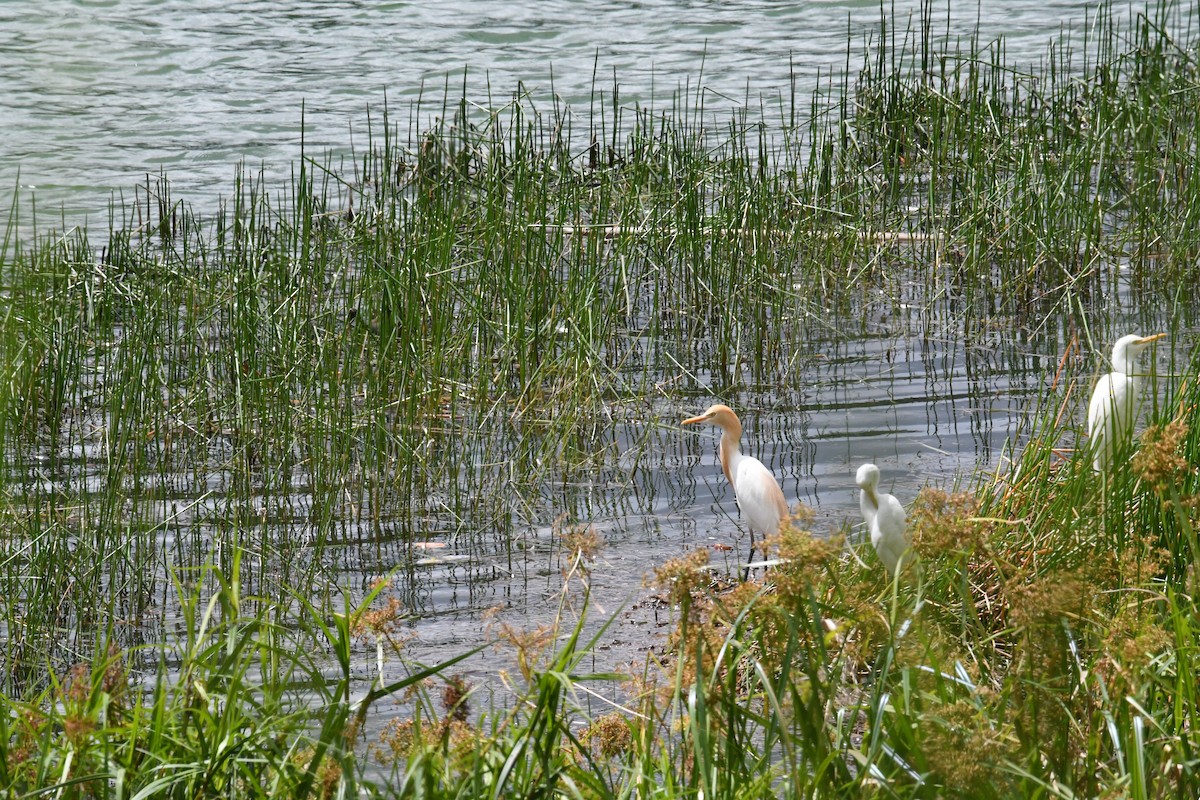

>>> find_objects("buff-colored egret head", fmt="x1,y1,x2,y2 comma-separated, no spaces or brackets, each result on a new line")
682,404,742,436
683,404,745,485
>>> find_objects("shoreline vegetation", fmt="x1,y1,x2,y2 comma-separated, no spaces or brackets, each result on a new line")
3,1,1200,796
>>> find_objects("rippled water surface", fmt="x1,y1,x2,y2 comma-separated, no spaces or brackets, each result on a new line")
2,0,1190,698
2,0,1098,224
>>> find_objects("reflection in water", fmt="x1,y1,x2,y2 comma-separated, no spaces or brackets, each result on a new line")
2,0,1120,228
6,240,1185,700
4,0,1197,711
387,273,1183,683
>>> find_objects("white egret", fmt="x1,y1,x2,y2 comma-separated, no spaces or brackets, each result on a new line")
1086,333,1166,473
856,463,910,576
682,404,787,563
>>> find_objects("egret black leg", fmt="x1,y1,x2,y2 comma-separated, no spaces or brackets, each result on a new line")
742,528,757,582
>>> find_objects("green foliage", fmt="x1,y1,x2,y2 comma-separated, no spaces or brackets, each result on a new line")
3,1,1200,797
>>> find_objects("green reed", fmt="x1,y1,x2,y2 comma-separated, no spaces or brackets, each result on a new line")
2,0,1200,795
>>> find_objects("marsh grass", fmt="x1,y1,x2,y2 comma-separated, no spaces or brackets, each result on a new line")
3,0,1200,796
611,352,1200,798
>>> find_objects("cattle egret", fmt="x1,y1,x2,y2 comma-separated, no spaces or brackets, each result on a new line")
856,463,910,576
683,404,787,563
1086,333,1166,473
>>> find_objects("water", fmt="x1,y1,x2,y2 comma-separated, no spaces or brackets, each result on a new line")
0,0,1099,229
1,0,1188,721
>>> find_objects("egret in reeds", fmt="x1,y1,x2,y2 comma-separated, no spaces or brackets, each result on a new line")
683,404,787,565
856,463,910,576
1087,333,1166,473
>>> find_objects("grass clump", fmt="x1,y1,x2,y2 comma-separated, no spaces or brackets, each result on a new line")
0,555,406,797
3,0,1200,797
619,367,1200,798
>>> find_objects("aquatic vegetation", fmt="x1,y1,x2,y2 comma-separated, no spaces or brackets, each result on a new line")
1,0,1200,796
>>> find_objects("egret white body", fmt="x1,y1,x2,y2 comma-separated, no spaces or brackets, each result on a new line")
683,404,787,560
856,463,910,576
1086,333,1166,473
